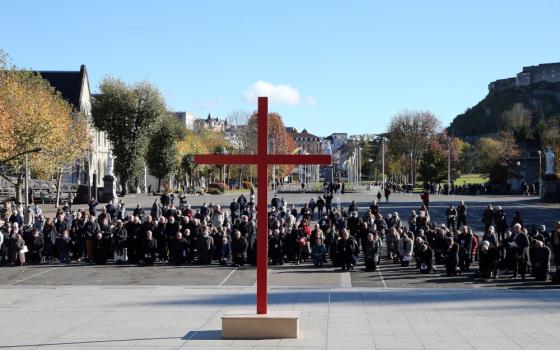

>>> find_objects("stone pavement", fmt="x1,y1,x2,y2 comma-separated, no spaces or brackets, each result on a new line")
1,285,560,350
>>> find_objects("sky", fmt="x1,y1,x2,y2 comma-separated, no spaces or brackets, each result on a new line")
1,0,560,136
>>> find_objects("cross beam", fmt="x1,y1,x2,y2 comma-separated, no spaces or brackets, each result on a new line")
194,97,331,314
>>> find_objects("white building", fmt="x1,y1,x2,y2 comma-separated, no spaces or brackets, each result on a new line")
38,65,110,194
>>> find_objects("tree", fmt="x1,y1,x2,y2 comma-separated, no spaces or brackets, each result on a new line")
145,114,186,191
474,131,520,185
500,103,532,131
0,53,83,203
92,77,166,195
387,110,441,185
244,112,297,179
418,133,460,184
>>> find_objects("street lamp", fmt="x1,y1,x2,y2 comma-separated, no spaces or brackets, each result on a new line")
537,150,542,197
447,141,451,195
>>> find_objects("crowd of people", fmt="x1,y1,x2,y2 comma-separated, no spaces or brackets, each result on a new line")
0,191,559,284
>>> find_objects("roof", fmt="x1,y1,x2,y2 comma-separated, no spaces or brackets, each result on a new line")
36,64,88,109
292,128,320,139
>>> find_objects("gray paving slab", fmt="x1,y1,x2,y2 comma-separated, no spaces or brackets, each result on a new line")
0,286,559,349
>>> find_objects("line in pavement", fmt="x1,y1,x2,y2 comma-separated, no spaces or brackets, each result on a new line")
8,267,59,285
218,267,238,286
377,266,388,289
340,272,352,288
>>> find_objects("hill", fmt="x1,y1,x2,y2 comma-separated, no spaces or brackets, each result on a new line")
449,82,560,138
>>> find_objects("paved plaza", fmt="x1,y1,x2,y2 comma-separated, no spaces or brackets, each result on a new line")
1,192,559,349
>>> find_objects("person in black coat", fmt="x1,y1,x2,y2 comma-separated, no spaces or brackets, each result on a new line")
511,227,530,279
56,229,72,264
94,232,108,265
457,226,473,272
168,232,188,265
532,240,550,281
337,229,358,271
269,229,284,265
142,230,158,266
444,237,459,276
479,240,499,279
198,227,215,265
493,207,508,243
111,221,128,263
362,232,381,271
418,243,434,274
219,237,232,266
231,230,248,266
27,228,44,264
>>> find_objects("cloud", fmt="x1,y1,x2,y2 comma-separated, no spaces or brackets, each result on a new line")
243,81,315,106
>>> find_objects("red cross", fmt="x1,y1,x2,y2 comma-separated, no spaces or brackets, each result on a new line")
194,97,331,314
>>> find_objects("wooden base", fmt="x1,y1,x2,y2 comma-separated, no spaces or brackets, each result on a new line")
222,311,299,339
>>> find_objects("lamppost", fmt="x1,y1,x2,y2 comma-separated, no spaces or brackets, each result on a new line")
447,141,451,195
537,150,542,197
410,151,413,187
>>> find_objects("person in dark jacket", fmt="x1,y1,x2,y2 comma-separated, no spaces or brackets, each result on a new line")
337,229,358,271
143,230,158,266
56,229,72,264
269,229,283,265
94,232,108,265
111,220,128,263
418,243,434,274
457,201,467,227
446,205,457,233
231,230,248,267
198,227,215,265
511,226,530,279
168,231,188,265
457,226,473,272
479,240,499,279
532,240,550,281
481,204,494,233
28,228,44,264
84,215,100,263
362,232,381,271
219,237,232,266
493,206,508,243
445,237,459,276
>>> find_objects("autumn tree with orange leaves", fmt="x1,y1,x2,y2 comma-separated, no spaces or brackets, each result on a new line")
243,111,297,181
0,51,91,204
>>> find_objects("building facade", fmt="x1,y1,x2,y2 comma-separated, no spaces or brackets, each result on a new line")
38,65,110,191
489,62,560,93
193,114,228,132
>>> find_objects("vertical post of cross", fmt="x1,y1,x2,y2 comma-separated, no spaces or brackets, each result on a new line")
256,96,268,315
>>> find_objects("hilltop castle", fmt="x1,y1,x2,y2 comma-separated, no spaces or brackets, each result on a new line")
488,62,560,93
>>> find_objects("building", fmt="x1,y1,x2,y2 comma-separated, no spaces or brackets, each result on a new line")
168,111,197,130
327,133,348,151
194,113,228,132
489,62,560,93
38,65,110,191
288,128,322,154
287,128,323,183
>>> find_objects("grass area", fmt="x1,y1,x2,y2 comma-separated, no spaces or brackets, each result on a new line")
453,173,488,185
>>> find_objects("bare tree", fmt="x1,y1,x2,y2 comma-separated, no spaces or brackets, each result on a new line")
387,110,441,185
226,110,250,127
